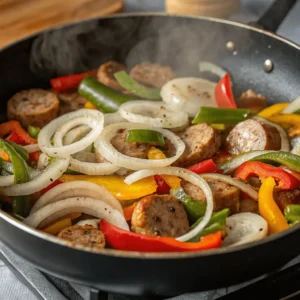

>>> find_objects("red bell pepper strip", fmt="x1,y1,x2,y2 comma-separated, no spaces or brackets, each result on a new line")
29,151,41,163
100,219,222,252
215,74,236,108
279,166,300,181
50,70,97,92
0,121,36,145
40,180,62,195
154,174,171,194
235,162,299,190
187,159,219,174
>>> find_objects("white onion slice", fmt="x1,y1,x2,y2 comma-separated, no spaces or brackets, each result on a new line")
119,101,189,129
76,219,100,228
38,109,104,158
124,167,213,242
94,123,185,170
2,157,70,196
31,181,123,214
292,144,300,156
282,96,300,114
0,175,15,187
254,116,290,151
199,61,227,78
68,157,120,176
63,125,91,145
219,150,275,174
223,213,268,247
24,197,129,230
104,112,126,125
37,153,50,170
22,144,40,153
160,78,217,117
200,173,258,201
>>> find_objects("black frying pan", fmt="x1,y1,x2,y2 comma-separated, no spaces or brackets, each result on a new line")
0,0,300,297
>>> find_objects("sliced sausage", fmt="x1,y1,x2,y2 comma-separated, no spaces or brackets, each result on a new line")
181,179,240,214
131,194,189,237
274,189,300,212
7,89,59,128
225,119,281,155
129,62,176,88
97,60,126,91
174,123,222,167
58,92,87,115
239,198,258,213
58,225,105,249
237,89,267,112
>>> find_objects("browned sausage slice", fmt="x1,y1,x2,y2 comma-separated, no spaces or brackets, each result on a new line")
129,62,176,88
131,194,189,237
58,225,105,249
237,89,267,112
181,178,240,214
274,189,300,212
174,123,222,167
7,89,59,128
225,119,281,155
58,92,87,115
97,60,126,91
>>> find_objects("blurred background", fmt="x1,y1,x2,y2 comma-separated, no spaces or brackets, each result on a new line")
0,0,299,48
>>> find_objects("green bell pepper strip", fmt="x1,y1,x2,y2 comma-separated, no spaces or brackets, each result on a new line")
7,141,29,162
125,129,165,146
284,204,300,223
189,209,230,242
192,107,250,125
170,187,206,223
28,125,40,138
250,151,300,173
10,213,25,221
114,71,161,100
0,139,31,216
78,76,137,113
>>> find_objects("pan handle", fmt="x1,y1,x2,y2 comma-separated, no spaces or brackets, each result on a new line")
250,0,297,32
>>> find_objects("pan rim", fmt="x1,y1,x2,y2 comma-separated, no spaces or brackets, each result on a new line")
0,12,300,260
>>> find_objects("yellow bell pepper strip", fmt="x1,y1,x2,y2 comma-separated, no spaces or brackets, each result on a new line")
42,218,72,235
84,101,97,109
258,177,289,234
289,126,300,138
58,212,81,221
60,174,157,201
268,114,300,127
147,147,182,189
257,103,289,118
0,150,9,161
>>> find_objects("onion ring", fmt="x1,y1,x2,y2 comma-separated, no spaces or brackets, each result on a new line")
94,122,185,170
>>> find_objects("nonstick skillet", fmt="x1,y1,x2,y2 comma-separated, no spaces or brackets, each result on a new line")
0,0,300,297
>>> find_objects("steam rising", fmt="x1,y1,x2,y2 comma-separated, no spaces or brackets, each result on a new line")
30,16,221,78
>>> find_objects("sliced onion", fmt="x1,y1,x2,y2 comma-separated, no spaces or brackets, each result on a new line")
104,112,126,125
223,213,268,247
72,152,97,163
94,123,185,170
63,125,91,145
0,175,15,187
292,144,300,156
219,150,275,174
2,157,70,196
119,101,189,129
200,173,258,201
253,116,290,151
37,153,50,170
282,96,300,114
199,61,227,78
160,78,217,117
24,197,129,230
68,157,120,175
31,181,123,214
76,219,100,228
38,109,104,158
22,144,40,153
124,167,213,242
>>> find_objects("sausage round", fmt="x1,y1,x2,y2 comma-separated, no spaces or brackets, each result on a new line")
58,225,105,249
7,89,59,128
131,194,189,237
225,119,281,155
